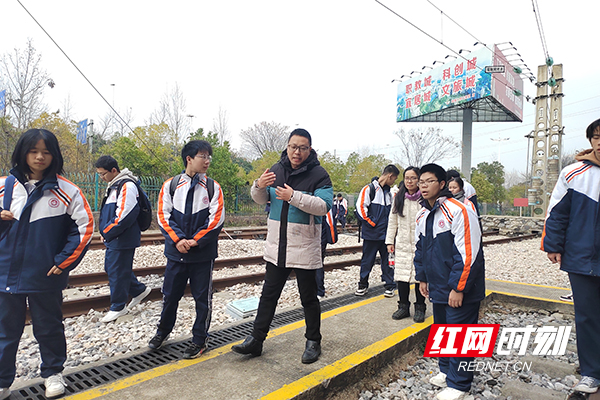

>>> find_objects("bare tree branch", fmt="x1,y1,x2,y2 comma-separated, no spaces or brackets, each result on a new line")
239,121,290,159
393,127,459,167
212,106,230,145
0,39,50,130
148,83,189,146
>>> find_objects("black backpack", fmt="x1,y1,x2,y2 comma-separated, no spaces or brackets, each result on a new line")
102,179,153,231
169,174,215,203
353,181,376,241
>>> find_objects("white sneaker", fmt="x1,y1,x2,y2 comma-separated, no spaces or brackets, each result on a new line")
127,287,151,309
45,373,66,398
354,287,368,296
101,308,128,323
0,388,10,400
430,372,447,388
436,387,467,400
384,289,395,297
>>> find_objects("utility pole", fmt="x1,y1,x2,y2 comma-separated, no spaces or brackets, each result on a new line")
528,61,563,217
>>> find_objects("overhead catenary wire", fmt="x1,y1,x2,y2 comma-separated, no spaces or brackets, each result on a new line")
14,0,171,171
531,0,550,61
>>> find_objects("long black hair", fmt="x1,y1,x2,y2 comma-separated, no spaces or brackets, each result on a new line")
391,166,420,216
11,129,64,178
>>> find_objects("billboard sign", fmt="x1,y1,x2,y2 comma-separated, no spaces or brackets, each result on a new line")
396,45,523,122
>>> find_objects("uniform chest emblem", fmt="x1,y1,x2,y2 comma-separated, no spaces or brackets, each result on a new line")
203,196,209,204
438,220,445,228
48,198,60,208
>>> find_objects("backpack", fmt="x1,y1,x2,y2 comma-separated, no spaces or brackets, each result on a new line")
353,182,376,242
169,174,215,203
102,179,153,231
1,175,16,241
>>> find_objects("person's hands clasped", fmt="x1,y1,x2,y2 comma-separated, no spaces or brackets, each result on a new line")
176,239,198,254
1,210,14,221
275,184,294,202
256,168,276,189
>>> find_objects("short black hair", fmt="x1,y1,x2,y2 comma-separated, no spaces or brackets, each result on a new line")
11,129,64,177
94,155,120,172
446,169,460,179
337,193,343,198
449,176,464,190
382,164,400,176
420,163,447,184
182,140,213,167
288,128,312,146
586,118,600,141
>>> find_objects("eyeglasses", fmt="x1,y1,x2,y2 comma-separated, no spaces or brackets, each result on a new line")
287,145,310,153
97,171,109,178
195,154,212,161
404,177,418,182
418,179,439,187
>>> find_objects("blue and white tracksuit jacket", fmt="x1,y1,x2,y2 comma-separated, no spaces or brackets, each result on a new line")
99,178,140,250
542,158,600,276
414,193,485,304
0,170,94,293
157,173,224,263
356,180,392,241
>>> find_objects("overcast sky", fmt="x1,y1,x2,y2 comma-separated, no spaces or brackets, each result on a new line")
2,0,598,174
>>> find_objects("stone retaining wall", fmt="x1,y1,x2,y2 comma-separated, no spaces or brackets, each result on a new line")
481,215,545,236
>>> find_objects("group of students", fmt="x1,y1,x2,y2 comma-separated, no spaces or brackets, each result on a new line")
353,163,483,400
2,119,599,400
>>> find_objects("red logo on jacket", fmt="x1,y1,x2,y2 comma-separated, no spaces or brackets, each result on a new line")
48,198,60,208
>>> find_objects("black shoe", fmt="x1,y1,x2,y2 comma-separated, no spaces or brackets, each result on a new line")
392,302,410,320
413,303,426,323
148,333,169,349
231,336,263,356
183,342,207,359
301,340,321,364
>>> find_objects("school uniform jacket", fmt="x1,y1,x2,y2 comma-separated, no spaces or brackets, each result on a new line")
542,151,600,276
98,178,140,249
251,149,333,270
413,190,485,304
321,208,338,246
157,173,224,263
356,179,392,241
0,170,94,293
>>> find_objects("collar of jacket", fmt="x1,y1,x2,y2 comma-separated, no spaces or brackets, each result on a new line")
278,148,320,174
453,190,466,202
575,149,600,167
10,167,59,190
419,187,454,210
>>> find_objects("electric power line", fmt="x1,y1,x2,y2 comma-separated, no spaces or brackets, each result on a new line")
14,0,171,171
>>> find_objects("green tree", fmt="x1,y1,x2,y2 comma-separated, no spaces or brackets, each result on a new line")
319,151,348,193
470,170,494,203
347,154,393,193
474,161,506,203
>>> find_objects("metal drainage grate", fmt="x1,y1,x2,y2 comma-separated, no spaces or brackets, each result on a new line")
13,284,386,399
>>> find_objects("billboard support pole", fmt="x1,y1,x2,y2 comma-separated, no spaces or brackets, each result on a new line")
461,107,473,180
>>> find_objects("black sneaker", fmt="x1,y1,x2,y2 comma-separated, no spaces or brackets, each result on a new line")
183,343,207,359
413,303,426,323
148,334,168,350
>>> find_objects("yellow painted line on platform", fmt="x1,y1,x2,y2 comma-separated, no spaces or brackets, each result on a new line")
489,289,571,305
486,278,570,291
63,295,386,400
259,316,434,400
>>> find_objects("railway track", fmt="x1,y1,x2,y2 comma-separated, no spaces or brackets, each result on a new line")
50,232,539,320
88,226,360,250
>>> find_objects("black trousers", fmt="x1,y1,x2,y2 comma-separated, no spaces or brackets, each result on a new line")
397,281,425,304
252,262,321,342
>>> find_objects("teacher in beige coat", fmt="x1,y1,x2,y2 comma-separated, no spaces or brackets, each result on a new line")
385,166,426,322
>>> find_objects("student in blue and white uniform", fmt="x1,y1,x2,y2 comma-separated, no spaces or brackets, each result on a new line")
0,129,94,399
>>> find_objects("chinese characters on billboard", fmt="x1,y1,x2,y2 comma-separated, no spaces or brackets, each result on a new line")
396,46,523,122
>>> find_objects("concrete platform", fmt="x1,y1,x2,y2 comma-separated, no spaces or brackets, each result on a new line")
54,279,573,400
